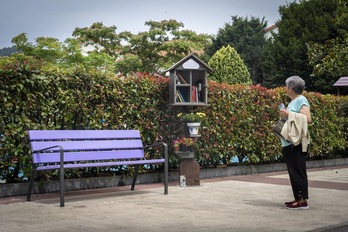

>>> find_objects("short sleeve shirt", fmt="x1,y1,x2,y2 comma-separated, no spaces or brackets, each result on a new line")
281,95,310,147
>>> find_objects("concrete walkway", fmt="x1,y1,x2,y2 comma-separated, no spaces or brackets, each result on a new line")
1,165,348,232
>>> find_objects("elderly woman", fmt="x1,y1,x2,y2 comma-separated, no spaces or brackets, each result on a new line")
279,76,312,210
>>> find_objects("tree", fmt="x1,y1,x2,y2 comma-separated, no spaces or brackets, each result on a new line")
208,45,251,85
12,33,65,63
10,33,116,74
261,0,342,93
0,46,19,56
307,0,348,93
72,22,124,58
207,16,267,85
8,20,212,75
73,20,212,74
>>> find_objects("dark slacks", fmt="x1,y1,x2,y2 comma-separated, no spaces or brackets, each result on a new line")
282,144,309,200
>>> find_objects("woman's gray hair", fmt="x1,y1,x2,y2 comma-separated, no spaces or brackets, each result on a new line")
285,76,305,94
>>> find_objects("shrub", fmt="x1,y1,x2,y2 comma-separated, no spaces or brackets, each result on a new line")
208,45,251,85
0,55,347,182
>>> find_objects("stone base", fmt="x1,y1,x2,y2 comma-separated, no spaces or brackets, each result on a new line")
179,158,200,186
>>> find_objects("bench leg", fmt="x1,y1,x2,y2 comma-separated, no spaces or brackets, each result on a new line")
59,165,65,207
163,143,169,195
26,168,36,201
164,158,168,195
58,145,65,207
131,165,140,191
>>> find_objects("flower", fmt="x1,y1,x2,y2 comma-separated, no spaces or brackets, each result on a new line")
177,112,206,123
173,137,195,147
173,139,181,147
180,137,195,146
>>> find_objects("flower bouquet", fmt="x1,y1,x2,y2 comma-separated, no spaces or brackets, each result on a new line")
173,137,195,152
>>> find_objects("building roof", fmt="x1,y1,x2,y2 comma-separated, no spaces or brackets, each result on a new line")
164,53,213,73
333,76,348,87
263,24,278,40
264,24,278,33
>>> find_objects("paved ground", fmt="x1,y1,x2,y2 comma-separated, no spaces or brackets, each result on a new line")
1,165,348,232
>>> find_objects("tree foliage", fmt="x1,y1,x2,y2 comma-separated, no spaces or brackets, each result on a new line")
72,22,125,57
307,0,348,93
12,33,65,62
11,33,117,74
7,20,211,75
261,0,343,93
207,16,267,84
0,46,19,56
72,20,212,74
208,45,251,85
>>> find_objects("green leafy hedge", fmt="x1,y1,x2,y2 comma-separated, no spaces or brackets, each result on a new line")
1,55,347,182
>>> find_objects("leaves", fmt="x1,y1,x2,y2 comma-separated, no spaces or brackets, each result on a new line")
0,55,347,182
71,20,212,74
262,0,346,93
207,15,267,84
208,45,251,85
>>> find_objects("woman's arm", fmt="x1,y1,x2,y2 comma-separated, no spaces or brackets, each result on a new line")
279,105,312,124
300,105,312,124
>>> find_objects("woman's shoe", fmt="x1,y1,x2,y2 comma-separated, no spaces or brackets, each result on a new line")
284,200,297,205
286,201,309,210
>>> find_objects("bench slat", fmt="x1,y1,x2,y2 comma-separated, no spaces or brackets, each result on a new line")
32,150,145,164
30,139,144,152
29,130,141,140
36,159,165,171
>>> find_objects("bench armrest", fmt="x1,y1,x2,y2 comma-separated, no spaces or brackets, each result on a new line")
33,145,63,153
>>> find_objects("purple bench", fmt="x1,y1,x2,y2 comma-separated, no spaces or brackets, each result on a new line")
27,130,168,207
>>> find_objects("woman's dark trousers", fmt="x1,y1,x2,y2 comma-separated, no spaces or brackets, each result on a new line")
283,144,308,200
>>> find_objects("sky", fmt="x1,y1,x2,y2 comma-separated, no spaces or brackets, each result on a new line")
0,0,290,48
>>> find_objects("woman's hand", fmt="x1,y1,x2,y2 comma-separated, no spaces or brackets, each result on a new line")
279,109,288,119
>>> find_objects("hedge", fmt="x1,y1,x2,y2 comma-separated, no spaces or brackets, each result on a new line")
1,55,347,183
